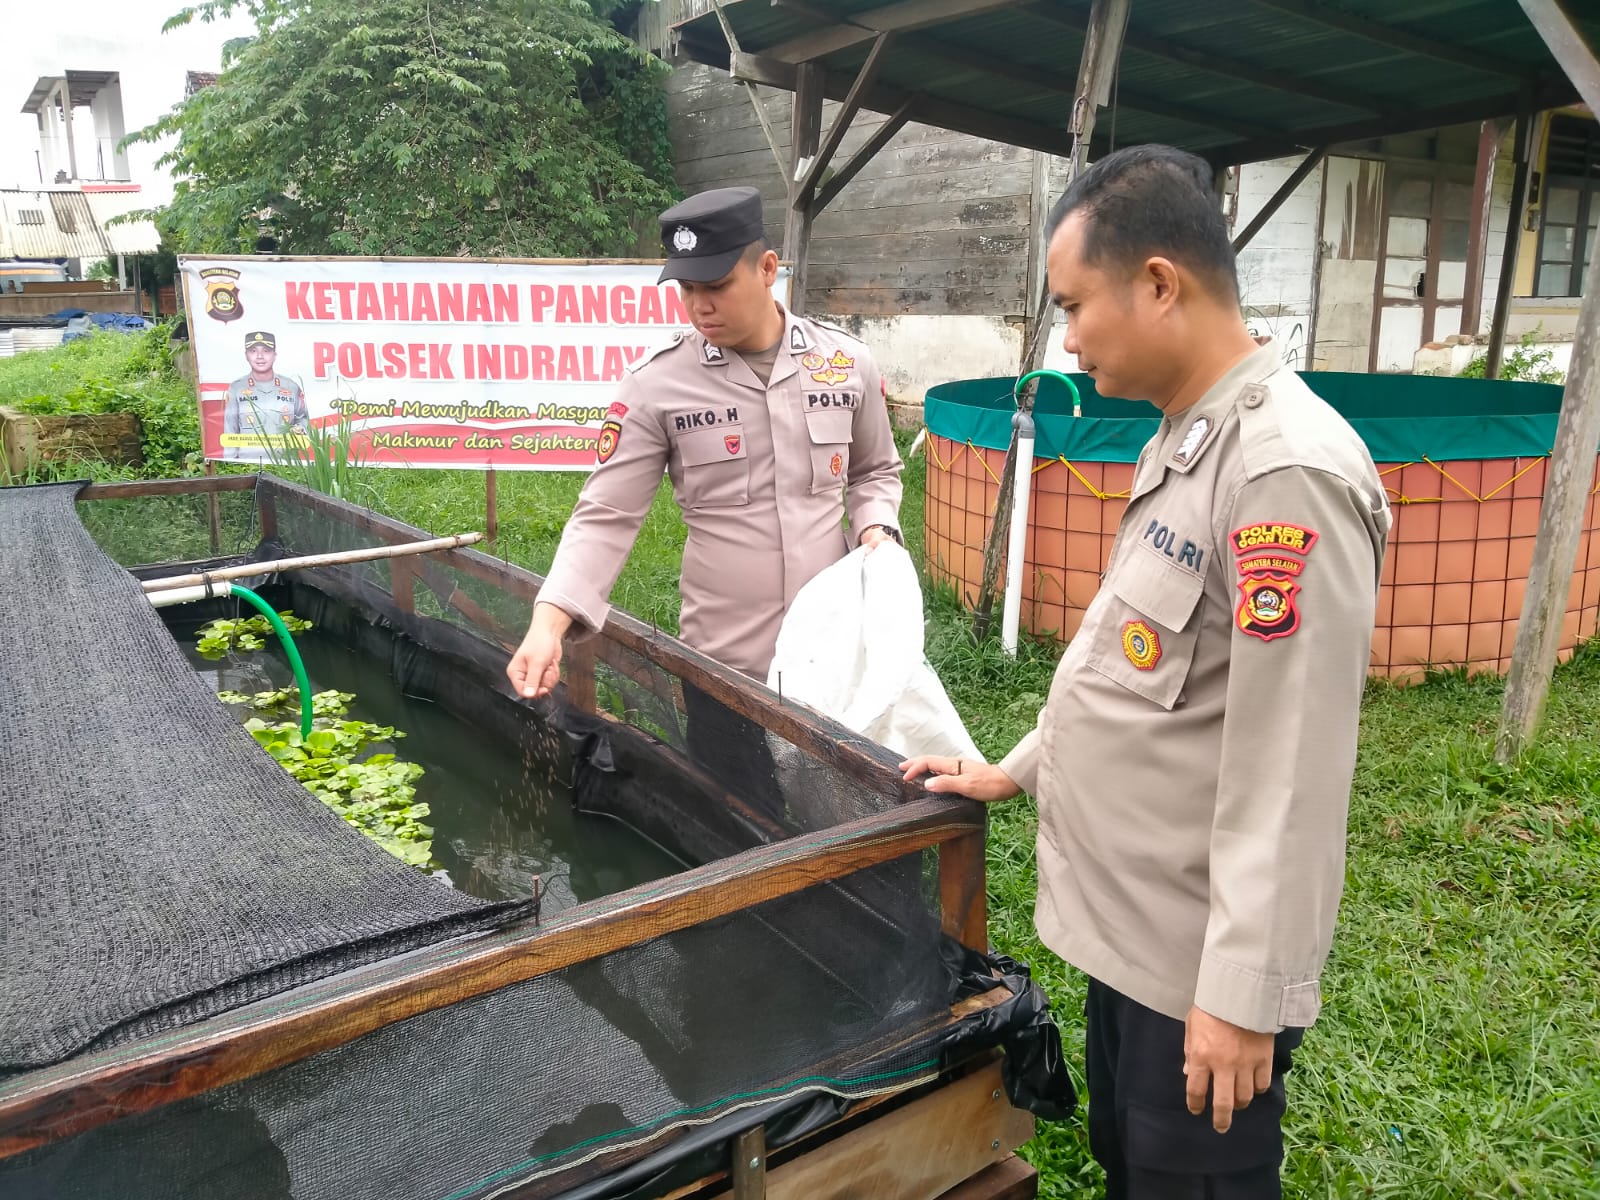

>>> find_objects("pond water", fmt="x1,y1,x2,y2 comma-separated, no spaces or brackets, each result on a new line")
179,628,684,914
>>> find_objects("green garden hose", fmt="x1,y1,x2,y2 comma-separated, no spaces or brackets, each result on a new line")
1014,368,1082,409
229,584,313,737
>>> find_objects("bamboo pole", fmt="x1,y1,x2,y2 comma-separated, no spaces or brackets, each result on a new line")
141,533,484,593
975,0,1128,637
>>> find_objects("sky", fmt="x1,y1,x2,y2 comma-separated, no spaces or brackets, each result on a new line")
2,0,256,203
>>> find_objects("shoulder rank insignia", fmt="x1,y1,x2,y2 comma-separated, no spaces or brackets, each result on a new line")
702,340,725,364
1172,414,1213,466
789,324,809,351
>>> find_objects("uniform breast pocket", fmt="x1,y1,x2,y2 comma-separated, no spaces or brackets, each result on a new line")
675,426,749,509
803,407,855,494
1084,546,1206,709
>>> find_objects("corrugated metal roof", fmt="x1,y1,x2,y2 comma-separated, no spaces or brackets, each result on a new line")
0,188,158,260
674,0,1596,165
85,192,161,255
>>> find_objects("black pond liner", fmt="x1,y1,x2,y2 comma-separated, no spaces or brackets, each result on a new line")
0,477,1074,1200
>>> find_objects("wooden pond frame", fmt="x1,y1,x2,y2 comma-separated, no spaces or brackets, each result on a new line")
1,473,1027,1200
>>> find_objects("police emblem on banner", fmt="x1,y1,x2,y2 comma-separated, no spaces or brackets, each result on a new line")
1236,573,1300,641
200,267,244,324
596,401,627,464
1121,619,1162,670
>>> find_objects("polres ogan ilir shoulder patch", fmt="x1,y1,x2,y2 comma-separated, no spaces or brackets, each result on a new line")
1231,521,1317,642
595,401,627,464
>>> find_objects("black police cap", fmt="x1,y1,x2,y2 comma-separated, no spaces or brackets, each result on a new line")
243,331,276,350
658,186,767,284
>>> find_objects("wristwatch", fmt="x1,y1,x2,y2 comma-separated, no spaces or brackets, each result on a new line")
862,524,904,546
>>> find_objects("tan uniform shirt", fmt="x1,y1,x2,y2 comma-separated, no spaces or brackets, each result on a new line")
538,306,903,678
999,342,1391,1033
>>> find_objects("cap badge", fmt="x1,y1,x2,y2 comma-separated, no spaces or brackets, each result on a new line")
672,226,698,252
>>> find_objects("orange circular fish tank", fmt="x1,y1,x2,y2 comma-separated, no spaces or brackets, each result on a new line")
922,372,1600,681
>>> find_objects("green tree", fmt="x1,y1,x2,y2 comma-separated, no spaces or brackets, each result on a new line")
134,0,676,257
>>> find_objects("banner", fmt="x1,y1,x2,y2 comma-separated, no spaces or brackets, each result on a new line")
179,256,789,470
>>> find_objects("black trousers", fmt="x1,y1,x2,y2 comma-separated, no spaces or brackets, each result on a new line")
1085,978,1304,1200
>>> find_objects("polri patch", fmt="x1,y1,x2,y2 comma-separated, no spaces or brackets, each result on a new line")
1121,620,1162,670
1236,574,1300,641
596,401,627,464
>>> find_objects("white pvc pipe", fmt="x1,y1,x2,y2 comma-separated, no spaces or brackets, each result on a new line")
1001,412,1036,657
147,583,215,608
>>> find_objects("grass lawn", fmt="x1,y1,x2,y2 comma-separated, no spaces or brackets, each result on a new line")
7,333,1599,1197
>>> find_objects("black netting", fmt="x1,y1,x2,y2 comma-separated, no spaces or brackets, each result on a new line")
0,483,533,1073
4,855,950,1200
0,475,1071,1199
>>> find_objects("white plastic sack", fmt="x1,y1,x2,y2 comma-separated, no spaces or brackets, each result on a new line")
767,542,982,762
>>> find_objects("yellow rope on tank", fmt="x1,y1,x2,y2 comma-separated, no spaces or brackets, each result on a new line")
1033,455,1132,501
1379,456,1550,505
923,436,1004,485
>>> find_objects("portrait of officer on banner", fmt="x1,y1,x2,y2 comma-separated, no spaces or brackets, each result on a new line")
223,330,308,459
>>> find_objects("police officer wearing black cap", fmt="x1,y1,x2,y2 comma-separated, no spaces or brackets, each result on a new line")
510,186,905,778
224,330,307,452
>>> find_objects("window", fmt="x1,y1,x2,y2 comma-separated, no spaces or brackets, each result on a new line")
1534,114,1600,298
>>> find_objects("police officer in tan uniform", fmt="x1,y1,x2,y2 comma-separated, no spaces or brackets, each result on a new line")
903,147,1390,1199
223,331,307,458
507,185,903,699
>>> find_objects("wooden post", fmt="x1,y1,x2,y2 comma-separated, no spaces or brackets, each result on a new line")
1486,109,1533,380
783,63,824,316
202,460,222,554
711,0,788,177
1496,1,1600,758
1462,119,1505,337
256,479,278,543
390,557,417,614
980,0,1129,632
485,467,499,544
1516,0,1600,114
938,824,989,952
1496,247,1600,759
1231,147,1327,253
564,639,598,716
795,33,893,211
731,1126,767,1200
